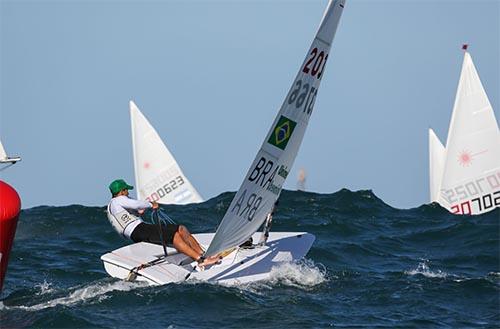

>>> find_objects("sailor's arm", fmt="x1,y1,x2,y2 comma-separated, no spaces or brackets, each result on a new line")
120,197,157,211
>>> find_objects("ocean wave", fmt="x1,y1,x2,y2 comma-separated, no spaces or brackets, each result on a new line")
404,261,449,279
3,188,498,328
3,280,148,311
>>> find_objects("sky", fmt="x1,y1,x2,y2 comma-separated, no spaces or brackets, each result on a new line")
1,0,499,209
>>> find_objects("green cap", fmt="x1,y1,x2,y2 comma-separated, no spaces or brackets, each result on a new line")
109,179,134,195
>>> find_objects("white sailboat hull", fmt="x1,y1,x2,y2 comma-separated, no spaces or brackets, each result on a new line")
101,232,315,285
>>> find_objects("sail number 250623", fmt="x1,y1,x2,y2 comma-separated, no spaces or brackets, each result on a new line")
145,175,185,202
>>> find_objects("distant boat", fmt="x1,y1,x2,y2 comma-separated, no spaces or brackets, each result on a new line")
297,168,307,191
429,46,500,215
0,140,21,164
130,100,203,205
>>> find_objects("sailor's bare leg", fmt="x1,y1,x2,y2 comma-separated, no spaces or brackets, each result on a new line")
178,225,204,255
175,226,222,267
172,232,202,261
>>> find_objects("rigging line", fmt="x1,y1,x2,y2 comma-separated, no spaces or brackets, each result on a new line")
0,163,14,172
158,208,176,224
152,209,168,257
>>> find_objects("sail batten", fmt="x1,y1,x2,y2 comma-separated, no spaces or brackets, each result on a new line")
130,101,203,205
205,0,346,257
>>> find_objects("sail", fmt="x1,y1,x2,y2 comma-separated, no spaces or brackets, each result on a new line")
130,101,203,205
0,140,7,160
205,0,346,257
0,139,21,164
437,51,500,214
428,128,445,202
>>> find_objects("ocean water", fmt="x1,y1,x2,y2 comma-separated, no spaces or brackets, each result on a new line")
1,189,499,328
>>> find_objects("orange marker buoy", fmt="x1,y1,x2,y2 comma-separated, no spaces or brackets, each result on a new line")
0,180,21,292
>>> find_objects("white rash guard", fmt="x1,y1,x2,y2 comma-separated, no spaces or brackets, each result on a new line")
107,195,152,239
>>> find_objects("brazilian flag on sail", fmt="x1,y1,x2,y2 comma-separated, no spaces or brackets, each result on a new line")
267,115,297,150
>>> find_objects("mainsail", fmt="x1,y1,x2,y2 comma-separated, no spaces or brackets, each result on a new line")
435,50,500,215
130,101,203,205
205,0,346,257
428,128,445,202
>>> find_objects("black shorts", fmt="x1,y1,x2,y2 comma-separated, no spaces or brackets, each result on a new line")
130,222,179,245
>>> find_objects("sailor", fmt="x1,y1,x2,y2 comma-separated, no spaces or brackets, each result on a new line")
106,179,219,267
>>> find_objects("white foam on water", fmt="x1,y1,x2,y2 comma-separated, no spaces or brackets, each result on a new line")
5,280,148,311
267,259,328,288
35,280,54,295
404,261,448,279
194,259,328,294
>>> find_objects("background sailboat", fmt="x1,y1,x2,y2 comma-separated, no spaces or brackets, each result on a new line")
130,101,203,205
0,140,21,165
430,46,500,215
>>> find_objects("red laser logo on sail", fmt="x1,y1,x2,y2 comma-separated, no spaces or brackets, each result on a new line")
458,150,472,166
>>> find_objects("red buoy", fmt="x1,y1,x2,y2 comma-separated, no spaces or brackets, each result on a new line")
0,180,21,292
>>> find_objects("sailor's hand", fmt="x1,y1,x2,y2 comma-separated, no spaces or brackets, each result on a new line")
151,201,159,209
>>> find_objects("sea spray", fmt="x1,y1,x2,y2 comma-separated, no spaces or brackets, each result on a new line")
5,280,148,311
404,261,448,279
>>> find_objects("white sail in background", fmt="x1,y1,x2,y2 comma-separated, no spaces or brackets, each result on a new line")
0,139,21,164
435,50,500,215
205,0,346,257
130,101,203,205
429,128,445,202
0,140,7,160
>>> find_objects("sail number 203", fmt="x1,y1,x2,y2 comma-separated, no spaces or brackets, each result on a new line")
302,47,329,79
287,48,328,114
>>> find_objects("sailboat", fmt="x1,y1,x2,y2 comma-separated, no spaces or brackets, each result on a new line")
429,46,500,215
130,100,203,205
101,0,346,285
0,140,21,164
